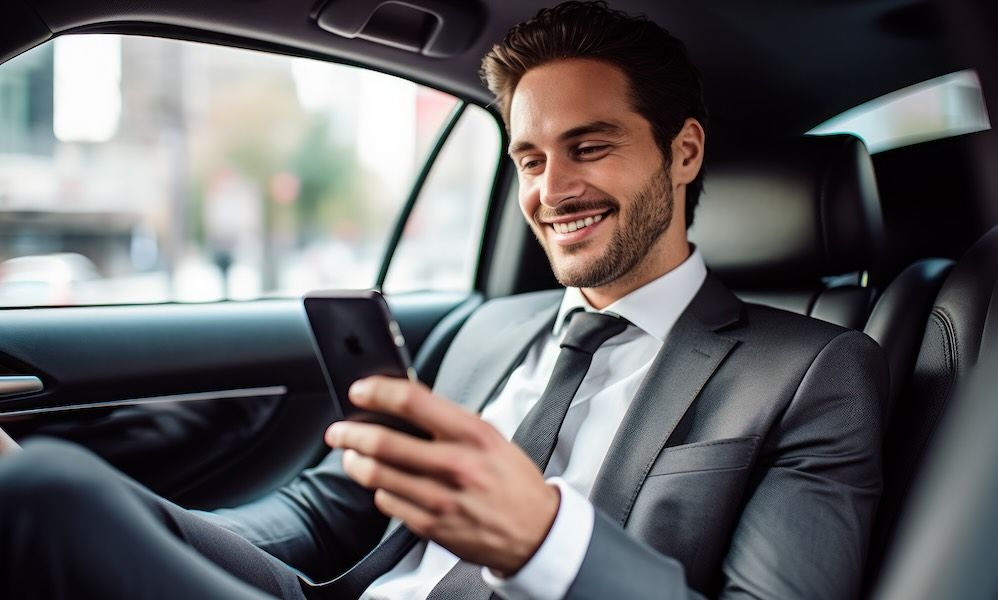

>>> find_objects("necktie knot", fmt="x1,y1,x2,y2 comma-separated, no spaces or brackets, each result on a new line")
560,311,629,355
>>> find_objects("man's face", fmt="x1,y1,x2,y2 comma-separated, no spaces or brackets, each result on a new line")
508,58,678,290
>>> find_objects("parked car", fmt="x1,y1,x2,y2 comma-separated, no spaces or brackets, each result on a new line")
0,252,100,306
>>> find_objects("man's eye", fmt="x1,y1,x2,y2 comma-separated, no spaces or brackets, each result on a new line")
575,145,609,158
520,159,543,171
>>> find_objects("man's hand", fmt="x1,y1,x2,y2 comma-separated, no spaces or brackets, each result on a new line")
0,425,21,455
324,376,560,576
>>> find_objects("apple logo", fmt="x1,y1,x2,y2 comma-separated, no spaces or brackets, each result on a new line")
344,333,364,356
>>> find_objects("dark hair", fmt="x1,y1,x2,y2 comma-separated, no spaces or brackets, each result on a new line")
481,1,708,227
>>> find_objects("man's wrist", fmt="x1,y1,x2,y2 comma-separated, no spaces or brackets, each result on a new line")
483,478,595,600
493,482,562,578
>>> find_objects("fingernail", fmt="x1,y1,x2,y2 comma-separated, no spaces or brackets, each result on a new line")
350,379,371,401
325,422,342,445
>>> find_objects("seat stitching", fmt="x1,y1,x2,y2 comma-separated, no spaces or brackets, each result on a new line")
933,306,959,376
894,309,957,508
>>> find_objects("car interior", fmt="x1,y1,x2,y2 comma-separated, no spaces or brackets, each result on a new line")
0,0,996,598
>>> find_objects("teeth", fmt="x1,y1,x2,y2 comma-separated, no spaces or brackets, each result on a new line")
552,213,604,234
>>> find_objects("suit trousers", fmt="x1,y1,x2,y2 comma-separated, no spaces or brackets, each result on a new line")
0,437,307,600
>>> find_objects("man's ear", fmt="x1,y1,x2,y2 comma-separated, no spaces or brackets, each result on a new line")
671,118,705,186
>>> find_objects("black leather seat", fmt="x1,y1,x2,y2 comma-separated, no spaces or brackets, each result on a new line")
690,134,885,331
865,224,998,591
862,258,953,422
691,134,959,419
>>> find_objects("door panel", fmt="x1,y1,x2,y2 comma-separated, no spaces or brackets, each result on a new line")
0,291,476,508
0,302,323,413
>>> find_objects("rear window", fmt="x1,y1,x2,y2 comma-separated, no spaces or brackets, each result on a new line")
0,34,499,306
808,70,991,153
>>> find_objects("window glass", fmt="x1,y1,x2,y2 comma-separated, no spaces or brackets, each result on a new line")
384,105,501,293
808,70,991,153
0,34,465,306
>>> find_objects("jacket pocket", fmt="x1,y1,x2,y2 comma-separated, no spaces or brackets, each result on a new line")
646,436,759,477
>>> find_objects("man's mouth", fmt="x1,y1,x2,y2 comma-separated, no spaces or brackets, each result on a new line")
541,209,614,246
551,213,605,234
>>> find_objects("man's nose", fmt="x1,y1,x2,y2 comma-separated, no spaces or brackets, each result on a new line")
540,157,585,208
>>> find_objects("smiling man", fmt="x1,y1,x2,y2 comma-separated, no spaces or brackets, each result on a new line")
322,3,885,599
506,58,699,307
0,2,885,599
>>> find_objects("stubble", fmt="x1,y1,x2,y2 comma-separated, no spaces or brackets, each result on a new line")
536,168,674,289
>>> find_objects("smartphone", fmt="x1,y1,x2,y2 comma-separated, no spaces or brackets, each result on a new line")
303,290,430,439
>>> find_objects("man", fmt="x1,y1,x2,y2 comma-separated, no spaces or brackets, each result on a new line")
0,2,885,599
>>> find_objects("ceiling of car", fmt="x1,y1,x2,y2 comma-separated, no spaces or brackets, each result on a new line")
3,0,961,153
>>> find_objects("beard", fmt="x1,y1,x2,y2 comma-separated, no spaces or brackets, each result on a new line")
533,168,674,289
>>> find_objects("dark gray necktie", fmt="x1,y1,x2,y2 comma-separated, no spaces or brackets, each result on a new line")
424,310,629,600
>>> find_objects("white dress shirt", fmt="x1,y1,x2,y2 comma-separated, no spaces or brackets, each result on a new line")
361,248,707,600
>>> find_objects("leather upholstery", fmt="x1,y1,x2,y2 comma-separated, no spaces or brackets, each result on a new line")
866,225,998,587
689,134,884,330
981,281,998,360
734,286,875,330
925,225,998,367
812,286,878,331
690,134,885,288
863,258,954,420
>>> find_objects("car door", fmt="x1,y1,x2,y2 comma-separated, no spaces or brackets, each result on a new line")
0,32,503,509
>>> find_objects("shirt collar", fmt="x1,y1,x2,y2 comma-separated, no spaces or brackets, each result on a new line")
553,246,708,342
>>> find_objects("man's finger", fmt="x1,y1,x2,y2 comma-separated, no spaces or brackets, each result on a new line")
349,376,490,443
342,449,459,517
372,488,436,537
326,421,465,479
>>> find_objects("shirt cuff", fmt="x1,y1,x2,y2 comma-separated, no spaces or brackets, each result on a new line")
481,477,594,600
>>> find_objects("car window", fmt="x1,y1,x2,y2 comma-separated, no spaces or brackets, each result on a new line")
808,69,991,153
0,33,495,307
383,104,500,293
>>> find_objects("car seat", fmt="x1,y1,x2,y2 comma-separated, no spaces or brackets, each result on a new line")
864,224,998,591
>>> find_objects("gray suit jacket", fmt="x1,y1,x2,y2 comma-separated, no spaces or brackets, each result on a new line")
210,274,886,599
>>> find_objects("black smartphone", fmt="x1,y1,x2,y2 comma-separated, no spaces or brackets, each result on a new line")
303,290,430,439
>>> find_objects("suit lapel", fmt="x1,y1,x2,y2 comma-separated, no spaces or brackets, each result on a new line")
457,302,559,414
589,274,742,527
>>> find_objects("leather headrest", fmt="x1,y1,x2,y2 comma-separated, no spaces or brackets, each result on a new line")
689,134,885,288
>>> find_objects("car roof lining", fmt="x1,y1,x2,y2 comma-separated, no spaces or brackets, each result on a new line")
2,0,964,153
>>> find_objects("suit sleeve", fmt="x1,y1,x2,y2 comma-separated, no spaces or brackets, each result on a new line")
566,507,708,599
197,447,390,582
565,329,886,599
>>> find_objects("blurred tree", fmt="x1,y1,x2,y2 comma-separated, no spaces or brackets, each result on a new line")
287,115,363,245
